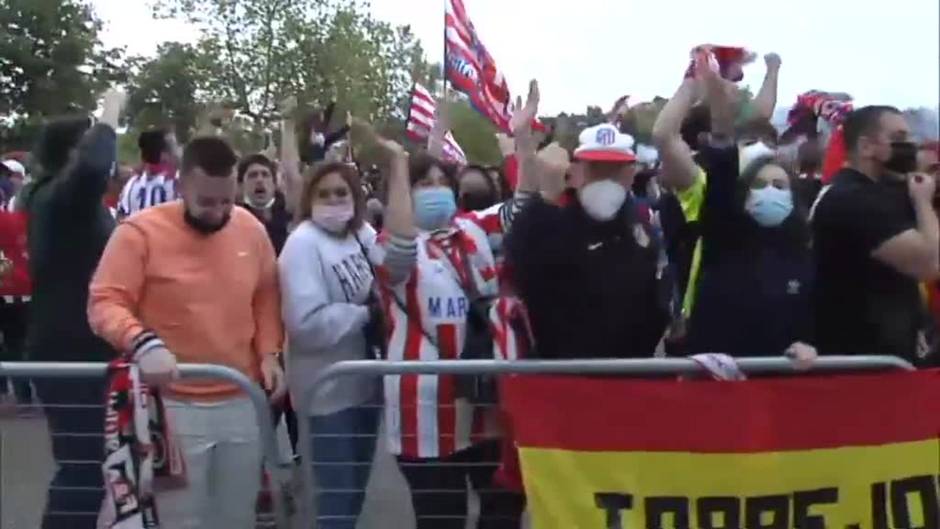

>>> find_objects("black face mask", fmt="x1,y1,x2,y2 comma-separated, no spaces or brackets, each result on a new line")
184,209,231,235
884,141,919,174
459,192,497,212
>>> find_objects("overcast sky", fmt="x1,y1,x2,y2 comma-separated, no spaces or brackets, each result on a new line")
94,0,939,116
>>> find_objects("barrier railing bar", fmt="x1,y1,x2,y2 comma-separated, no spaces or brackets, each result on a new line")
294,355,912,526
0,361,290,529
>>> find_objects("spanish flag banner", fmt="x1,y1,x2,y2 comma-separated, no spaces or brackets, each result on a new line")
501,370,940,529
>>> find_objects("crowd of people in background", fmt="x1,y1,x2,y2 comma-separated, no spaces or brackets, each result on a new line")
0,43,938,529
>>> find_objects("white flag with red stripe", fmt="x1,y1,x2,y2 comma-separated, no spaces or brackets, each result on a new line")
406,83,467,165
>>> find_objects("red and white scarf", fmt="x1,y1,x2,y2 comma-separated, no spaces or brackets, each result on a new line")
98,362,186,529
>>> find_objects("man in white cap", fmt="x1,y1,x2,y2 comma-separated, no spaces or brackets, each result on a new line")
1,159,27,210
504,123,670,360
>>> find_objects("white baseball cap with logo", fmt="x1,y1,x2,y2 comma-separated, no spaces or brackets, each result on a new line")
1,160,25,177
574,124,637,163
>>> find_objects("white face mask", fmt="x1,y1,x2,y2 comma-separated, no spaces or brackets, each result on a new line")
578,179,627,221
311,203,354,234
739,141,777,171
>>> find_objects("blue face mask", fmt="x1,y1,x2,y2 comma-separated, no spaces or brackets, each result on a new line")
745,186,794,227
413,186,457,231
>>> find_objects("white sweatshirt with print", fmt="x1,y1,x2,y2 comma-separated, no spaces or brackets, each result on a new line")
279,220,379,416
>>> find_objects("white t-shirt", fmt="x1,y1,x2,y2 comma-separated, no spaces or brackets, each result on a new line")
117,171,178,218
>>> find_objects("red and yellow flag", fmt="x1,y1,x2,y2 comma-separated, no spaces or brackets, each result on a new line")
502,370,940,529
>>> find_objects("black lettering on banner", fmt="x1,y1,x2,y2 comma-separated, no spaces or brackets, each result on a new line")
792,487,838,529
744,495,789,529
595,493,633,529
696,497,740,529
890,475,939,529
872,482,890,529
645,497,689,529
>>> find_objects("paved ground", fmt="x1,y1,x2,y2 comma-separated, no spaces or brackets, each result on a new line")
0,413,501,529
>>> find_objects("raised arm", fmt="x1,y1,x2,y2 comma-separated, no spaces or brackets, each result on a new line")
51,90,125,211
279,96,303,215
752,53,781,121
324,110,351,148
652,78,701,191
511,80,541,196
359,124,418,285
872,175,940,280
427,101,451,161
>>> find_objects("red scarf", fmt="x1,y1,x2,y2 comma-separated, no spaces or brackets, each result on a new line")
99,362,186,529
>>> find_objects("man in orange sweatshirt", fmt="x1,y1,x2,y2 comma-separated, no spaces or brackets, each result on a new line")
88,136,285,529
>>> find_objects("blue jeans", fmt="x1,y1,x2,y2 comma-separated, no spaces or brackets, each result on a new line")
309,403,380,529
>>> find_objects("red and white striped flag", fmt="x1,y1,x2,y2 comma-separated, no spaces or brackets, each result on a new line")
445,0,513,133
406,83,467,165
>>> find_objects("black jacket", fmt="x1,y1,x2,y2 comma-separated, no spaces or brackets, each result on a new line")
505,197,668,359
240,192,291,255
686,143,814,356
25,124,117,361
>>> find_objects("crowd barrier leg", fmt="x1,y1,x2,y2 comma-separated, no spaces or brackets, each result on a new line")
294,355,911,528
0,361,292,529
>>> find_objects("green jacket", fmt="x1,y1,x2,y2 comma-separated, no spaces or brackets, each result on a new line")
24,124,118,362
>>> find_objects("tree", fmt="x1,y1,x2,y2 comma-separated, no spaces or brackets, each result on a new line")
151,0,429,136
449,98,500,165
0,0,125,149
126,42,204,142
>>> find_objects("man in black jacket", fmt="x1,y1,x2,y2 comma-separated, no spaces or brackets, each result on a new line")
23,89,125,529
505,123,669,359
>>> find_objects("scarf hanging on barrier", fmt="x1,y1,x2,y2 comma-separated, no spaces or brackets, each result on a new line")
98,361,186,529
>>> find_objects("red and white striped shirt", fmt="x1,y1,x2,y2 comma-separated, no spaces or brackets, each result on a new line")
377,215,500,459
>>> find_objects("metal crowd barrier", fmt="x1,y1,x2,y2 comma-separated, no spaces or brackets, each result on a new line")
295,355,913,529
0,362,292,529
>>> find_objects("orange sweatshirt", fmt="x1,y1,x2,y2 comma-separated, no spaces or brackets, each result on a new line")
88,201,283,399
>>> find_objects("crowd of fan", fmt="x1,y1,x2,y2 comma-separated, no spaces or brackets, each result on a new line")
0,47,939,529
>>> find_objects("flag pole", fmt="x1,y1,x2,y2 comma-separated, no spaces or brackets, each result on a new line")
441,0,448,104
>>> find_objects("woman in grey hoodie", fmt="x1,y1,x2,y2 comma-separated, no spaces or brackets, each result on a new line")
278,162,380,529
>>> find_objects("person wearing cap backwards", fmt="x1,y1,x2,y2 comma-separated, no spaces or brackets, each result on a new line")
504,121,669,360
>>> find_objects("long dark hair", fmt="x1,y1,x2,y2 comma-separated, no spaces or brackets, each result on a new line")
737,155,811,252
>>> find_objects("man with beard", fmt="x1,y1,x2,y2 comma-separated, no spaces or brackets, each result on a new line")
23,89,125,528
88,136,286,528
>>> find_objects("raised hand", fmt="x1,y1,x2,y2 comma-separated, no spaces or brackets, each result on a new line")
510,80,540,135
909,173,937,204
764,52,782,72
434,100,452,131
608,95,630,123
100,88,127,128
280,96,298,116
376,136,407,160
